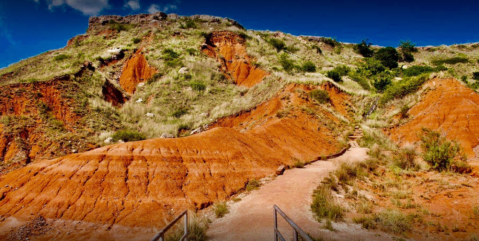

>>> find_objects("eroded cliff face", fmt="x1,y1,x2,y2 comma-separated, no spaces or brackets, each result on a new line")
202,31,268,88
119,50,157,94
0,75,86,167
0,83,351,240
388,78,479,158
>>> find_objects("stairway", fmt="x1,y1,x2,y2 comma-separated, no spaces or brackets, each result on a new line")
348,126,363,148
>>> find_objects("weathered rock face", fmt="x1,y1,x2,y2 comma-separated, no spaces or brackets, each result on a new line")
202,31,268,88
88,12,168,27
0,84,351,239
102,80,128,107
119,49,156,94
388,78,479,158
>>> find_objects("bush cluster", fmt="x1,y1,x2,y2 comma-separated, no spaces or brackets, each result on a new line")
431,57,469,66
402,65,447,77
399,40,418,62
380,73,429,104
375,47,399,69
112,130,146,142
327,65,350,82
354,39,374,57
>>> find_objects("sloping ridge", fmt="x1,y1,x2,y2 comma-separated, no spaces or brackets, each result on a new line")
202,31,268,88
0,83,351,239
388,78,479,158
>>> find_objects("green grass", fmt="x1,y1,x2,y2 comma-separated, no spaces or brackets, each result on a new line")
54,54,70,61
311,185,344,221
246,179,261,191
214,202,229,218
353,210,413,234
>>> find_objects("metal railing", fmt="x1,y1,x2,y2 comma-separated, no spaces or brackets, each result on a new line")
150,210,188,241
274,205,312,241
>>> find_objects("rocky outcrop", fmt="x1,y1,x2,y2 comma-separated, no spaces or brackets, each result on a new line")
102,80,128,107
202,31,268,88
388,78,479,158
118,49,156,94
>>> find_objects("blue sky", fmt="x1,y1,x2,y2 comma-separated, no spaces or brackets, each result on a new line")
1,0,478,68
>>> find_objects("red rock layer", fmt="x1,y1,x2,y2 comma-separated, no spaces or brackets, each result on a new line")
202,31,268,88
388,78,479,158
0,76,85,165
0,84,351,238
119,49,156,94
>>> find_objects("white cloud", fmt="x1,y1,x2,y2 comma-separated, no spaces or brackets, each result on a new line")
147,3,177,14
45,0,109,16
124,0,140,10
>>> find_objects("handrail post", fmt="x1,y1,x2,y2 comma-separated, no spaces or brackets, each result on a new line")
184,211,188,241
293,230,298,241
274,208,278,241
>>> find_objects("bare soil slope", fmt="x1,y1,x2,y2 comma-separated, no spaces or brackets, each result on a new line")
202,31,268,88
388,78,479,158
0,83,351,240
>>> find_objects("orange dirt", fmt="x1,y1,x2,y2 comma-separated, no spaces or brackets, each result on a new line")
202,31,268,88
349,161,479,241
0,83,352,240
119,49,156,94
388,78,479,158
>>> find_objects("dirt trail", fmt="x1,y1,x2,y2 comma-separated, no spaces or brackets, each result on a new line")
206,139,393,241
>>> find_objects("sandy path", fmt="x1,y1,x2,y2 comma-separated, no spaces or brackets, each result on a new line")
206,142,394,241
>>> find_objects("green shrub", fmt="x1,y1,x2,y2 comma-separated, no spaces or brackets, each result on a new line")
112,130,146,142
399,40,417,62
310,89,330,104
373,77,392,92
461,75,469,84
214,202,229,218
165,59,183,68
172,109,188,118
420,128,465,172
473,72,479,80
162,49,180,61
380,73,429,104
327,70,342,82
375,47,399,69
402,66,434,77
363,58,386,75
293,159,305,168
354,39,374,57
431,57,469,66
268,38,286,52
132,37,141,44
54,54,70,61
279,53,296,72
312,45,322,55
165,216,208,241
321,37,340,47
393,147,418,170
109,21,134,32
311,186,344,221
246,179,260,191
301,61,316,72
348,72,372,90
186,48,197,56
190,81,206,91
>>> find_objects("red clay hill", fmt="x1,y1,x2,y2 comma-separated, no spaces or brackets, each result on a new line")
388,78,479,158
0,82,352,240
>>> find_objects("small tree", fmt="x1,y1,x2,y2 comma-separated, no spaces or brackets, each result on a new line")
354,39,374,57
302,61,316,72
399,40,417,63
375,47,399,69
373,77,392,92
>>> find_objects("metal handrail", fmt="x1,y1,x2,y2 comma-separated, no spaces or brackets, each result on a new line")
273,205,312,241
150,210,188,241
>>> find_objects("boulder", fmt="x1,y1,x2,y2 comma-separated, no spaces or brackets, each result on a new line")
104,137,113,144
190,127,202,135
146,113,155,117
168,14,179,20
160,133,174,138
136,98,143,103
276,165,285,175
178,67,189,74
